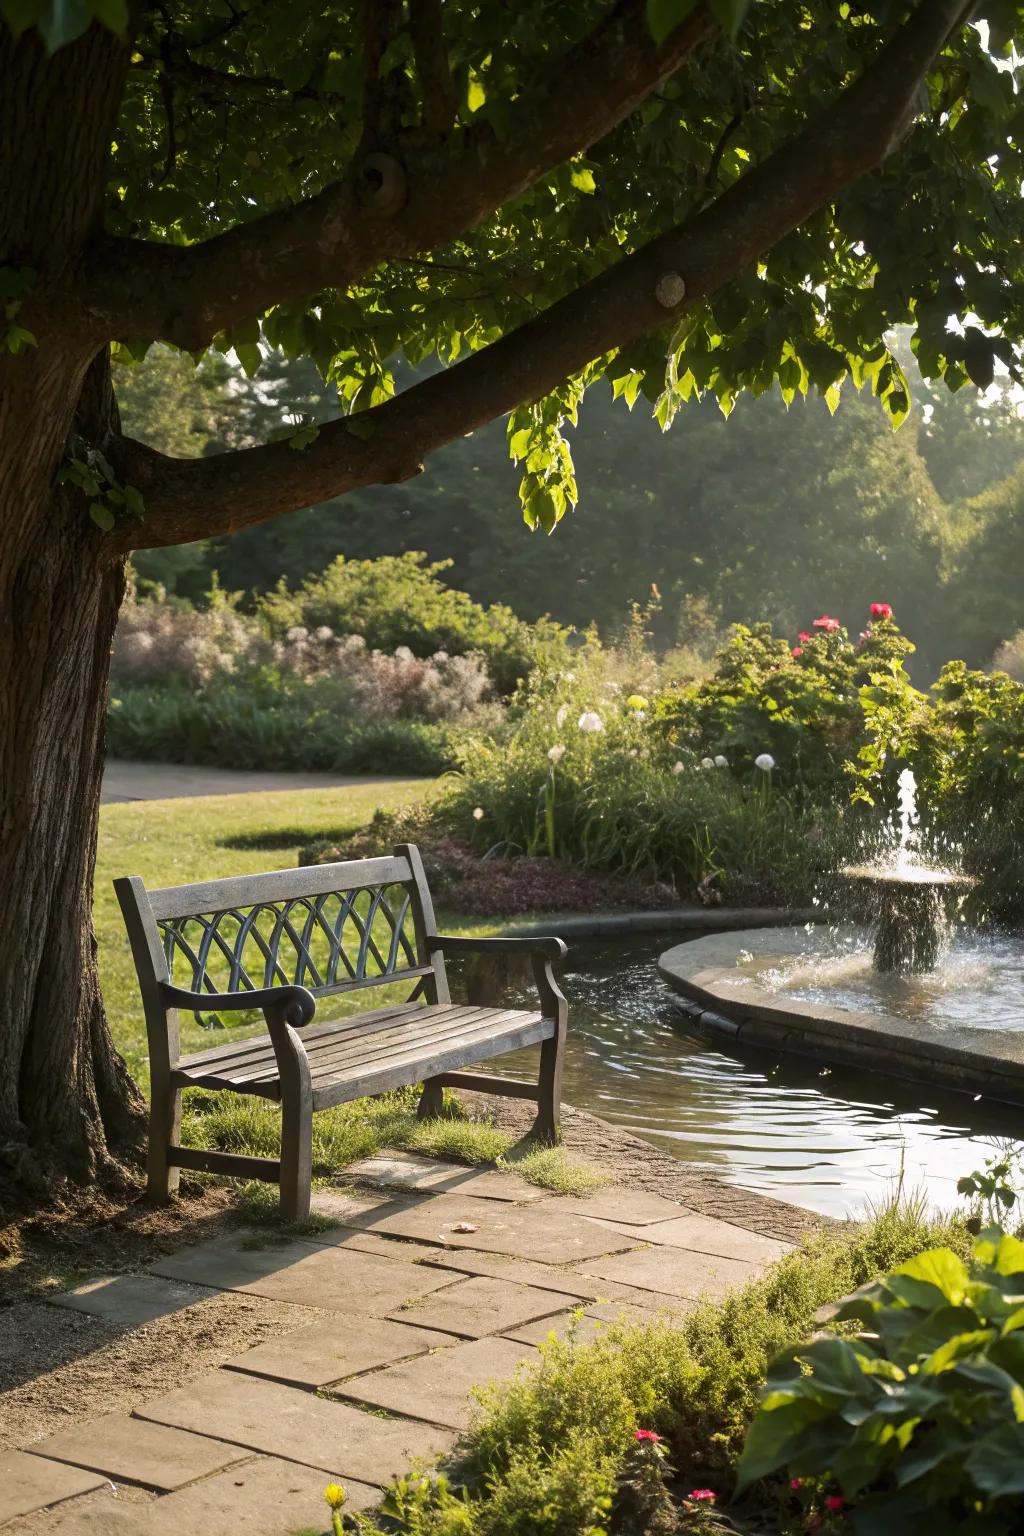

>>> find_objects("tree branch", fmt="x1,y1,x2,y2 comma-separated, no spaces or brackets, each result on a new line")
81,0,716,351
408,0,457,135
115,0,971,554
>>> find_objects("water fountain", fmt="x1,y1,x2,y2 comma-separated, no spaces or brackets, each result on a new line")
839,768,976,974
657,770,1024,1110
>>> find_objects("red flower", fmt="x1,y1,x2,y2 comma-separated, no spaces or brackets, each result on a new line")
825,1495,845,1512
791,646,803,658
813,615,840,632
789,1478,804,1490
798,631,812,643
869,602,893,619
688,1490,717,1503
634,1429,662,1443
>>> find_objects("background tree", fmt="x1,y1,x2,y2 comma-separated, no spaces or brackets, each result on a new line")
1,0,1020,1196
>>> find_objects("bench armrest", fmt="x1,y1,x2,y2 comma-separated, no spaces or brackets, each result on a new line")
428,934,567,962
159,982,317,1029
428,934,567,1027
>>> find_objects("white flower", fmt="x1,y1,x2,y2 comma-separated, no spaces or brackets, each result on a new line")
556,703,570,728
547,744,566,763
714,755,728,768
634,710,647,722
472,806,484,820
564,670,576,682
754,753,776,771
578,711,604,734
701,757,715,770
672,761,685,774
628,748,638,758
285,625,308,643
314,625,334,641
640,748,650,759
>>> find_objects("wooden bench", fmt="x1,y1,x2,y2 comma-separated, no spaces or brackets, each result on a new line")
115,844,567,1220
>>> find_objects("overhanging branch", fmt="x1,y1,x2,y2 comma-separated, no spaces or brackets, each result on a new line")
116,0,971,554
80,1,715,351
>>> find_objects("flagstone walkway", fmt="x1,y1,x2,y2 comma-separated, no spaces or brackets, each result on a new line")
2,1153,795,1536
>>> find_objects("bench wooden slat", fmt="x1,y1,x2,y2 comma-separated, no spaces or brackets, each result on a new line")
173,999,449,1075
305,1008,543,1082
188,1004,488,1088
312,1016,553,1110
146,856,414,920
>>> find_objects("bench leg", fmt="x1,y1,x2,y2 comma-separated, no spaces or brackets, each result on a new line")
280,1092,313,1223
147,1082,182,1202
533,1033,564,1144
417,1077,445,1120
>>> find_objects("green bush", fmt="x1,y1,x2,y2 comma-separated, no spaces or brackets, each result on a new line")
739,1226,1024,1533
107,686,466,775
256,552,571,696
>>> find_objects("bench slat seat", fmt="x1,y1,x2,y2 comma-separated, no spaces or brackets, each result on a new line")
115,843,568,1221
172,1001,552,1106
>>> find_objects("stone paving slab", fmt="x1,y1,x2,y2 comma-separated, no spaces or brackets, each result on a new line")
411,1245,634,1299
146,1454,381,1534
390,1275,568,1339
580,1245,762,1301
150,1234,456,1314
0,1451,108,1524
224,1315,452,1388
26,1414,248,1492
346,1153,546,1203
589,1212,794,1262
50,1275,211,1328
503,1299,676,1346
311,1189,636,1263
543,1189,691,1226
135,1369,454,1482
335,1338,534,1429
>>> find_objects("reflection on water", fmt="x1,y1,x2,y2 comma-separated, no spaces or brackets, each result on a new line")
750,928,1024,1030
482,934,1024,1220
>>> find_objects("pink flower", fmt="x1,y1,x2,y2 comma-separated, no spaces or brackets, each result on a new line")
825,1495,845,1512
791,646,804,658
789,1478,804,1490
798,631,812,643
634,1429,662,1443
869,602,893,619
813,615,840,632
688,1489,717,1503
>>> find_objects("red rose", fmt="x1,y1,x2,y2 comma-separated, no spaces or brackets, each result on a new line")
869,602,893,619
825,1495,845,1512
791,646,803,658
813,615,840,632
798,631,812,642
634,1429,662,1443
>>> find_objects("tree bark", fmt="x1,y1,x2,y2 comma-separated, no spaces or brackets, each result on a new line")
0,25,144,1202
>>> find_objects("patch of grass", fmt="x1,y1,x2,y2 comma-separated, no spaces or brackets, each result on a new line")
179,1085,604,1197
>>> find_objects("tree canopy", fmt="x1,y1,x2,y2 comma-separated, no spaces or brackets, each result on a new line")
6,0,1022,553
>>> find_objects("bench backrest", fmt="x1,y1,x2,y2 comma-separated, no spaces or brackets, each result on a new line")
114,843,448,1070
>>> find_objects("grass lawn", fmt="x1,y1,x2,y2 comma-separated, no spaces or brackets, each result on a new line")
95,777,603,1198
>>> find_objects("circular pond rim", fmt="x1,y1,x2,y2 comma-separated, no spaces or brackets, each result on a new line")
658,925,1024,1110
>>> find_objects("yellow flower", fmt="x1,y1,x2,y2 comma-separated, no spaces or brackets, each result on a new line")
324,1482,347,1510
625,694,648,711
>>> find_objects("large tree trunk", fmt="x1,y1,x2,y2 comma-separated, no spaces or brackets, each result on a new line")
0,25,144,1201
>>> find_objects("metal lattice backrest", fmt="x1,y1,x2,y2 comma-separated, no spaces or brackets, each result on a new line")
158,882,419,1001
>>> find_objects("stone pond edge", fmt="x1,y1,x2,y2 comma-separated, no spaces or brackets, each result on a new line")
658,926,1024,1109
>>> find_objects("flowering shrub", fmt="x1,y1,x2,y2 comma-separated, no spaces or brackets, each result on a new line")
112,591,495,726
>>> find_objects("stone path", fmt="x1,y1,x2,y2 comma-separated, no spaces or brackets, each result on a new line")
3,1153,795,1535
100,759,425,805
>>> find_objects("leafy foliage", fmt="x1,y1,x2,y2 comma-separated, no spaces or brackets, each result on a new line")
738,1227,1024,1533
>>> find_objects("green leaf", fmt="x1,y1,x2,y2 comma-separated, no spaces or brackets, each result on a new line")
569,166,596,195
891,1249,969,1305
963,328,996,391
645,0,699,47
234,342,262,378
964,1421,1024,1496
709,0,751,36
88,501,115,531
736,1398,833,1491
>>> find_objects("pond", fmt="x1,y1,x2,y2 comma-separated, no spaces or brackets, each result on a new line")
493,933,1024,1220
